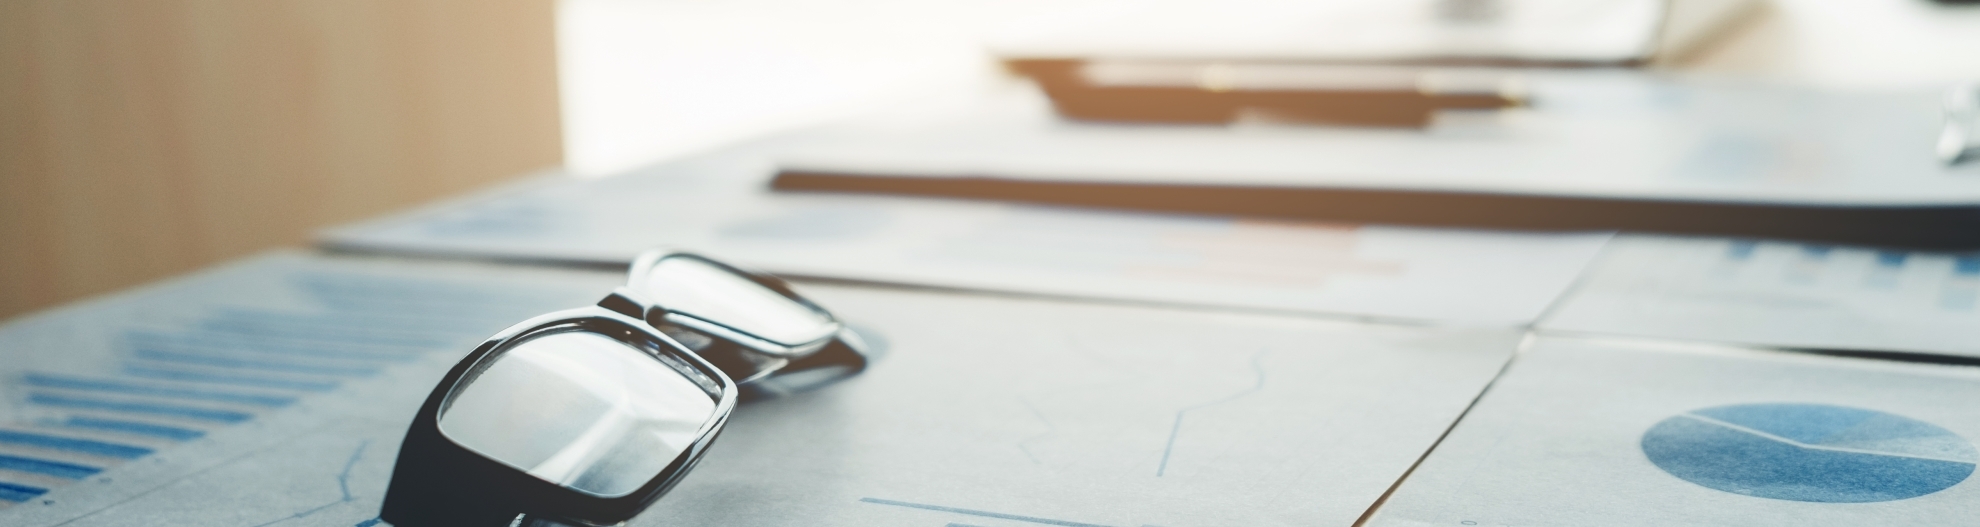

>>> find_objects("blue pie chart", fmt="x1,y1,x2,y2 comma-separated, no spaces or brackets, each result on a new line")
1642,403,1977,503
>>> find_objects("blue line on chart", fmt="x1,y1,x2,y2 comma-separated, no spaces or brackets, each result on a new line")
859,498,1114,527
1157,350,1268,477
292,279,566,317
130,349,381,376
248,440,369,527
0,429,152,459
307,290,556,313
1958,255,1980,276
1017,399,1054,465
126,332,416,362
195,320,451,348
0,454,101,479
0,481,49,502
149,327,437,351
209,311,503,336
122,366,340,392
205,308,492,330
298,273,576,300
24,373,297,407
29,393,254,423
58,416,205,441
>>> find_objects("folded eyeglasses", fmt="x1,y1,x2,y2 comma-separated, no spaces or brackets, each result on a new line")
380,249,869,527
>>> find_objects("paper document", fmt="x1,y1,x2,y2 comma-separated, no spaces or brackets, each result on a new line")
1540,235,1980,357
0,252,619,526
323,150,1611,326
0,253,1522,527
634,286,1519,527
1365,336,1980,527
778,75,1980,206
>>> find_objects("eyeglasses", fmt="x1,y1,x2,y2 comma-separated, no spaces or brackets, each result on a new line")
615,250,869,394
380,249,868,527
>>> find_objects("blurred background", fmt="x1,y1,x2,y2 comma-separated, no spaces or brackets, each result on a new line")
4,0,1980,321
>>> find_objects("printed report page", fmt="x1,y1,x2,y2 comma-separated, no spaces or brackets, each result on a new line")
1365,336,1980,527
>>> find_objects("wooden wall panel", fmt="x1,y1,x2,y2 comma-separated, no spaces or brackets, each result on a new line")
0,0,562,321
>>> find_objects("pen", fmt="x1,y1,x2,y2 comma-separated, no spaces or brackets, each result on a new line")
1008,59,1524,127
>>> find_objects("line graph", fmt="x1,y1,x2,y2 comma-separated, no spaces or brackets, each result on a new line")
247,440,369,527
1158,351,1268,477
1017,399,1055,465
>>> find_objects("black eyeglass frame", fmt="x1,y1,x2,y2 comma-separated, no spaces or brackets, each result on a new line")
380,306,738,527
615,249,867,384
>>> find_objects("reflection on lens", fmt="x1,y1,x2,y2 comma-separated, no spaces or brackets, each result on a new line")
640,256,837,346
439,332,716,497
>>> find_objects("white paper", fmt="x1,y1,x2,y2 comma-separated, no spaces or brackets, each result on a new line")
1540,235,1980,357
778,75,1980,206
322,152,1611,326
634,286,1519,527
0,254,1523,527
1365,336,1980,527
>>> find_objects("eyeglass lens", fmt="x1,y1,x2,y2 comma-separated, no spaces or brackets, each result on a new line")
438,332,716,497
638,256,837,345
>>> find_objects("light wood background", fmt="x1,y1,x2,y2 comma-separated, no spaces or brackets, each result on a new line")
0,0,563,321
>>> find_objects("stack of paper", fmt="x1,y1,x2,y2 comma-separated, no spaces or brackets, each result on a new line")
306,103,1980,526
323,139,1612,326
0,252,1525,527
771,75,1980,247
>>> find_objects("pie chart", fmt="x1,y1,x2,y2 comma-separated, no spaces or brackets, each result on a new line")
1642,403,1977,503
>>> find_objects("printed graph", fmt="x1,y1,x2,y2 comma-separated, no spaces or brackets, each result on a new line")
1642,403,1977,503
0,269,582,511
1544,236,1980,357
1709,240,1980,312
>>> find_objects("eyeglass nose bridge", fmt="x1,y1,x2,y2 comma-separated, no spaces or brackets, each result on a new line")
596,288,818,384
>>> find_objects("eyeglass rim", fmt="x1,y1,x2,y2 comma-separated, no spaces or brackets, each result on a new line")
625,248,844,357
382,306,739,527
